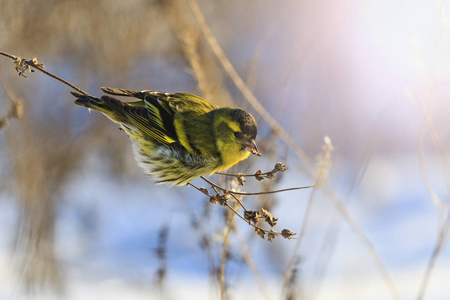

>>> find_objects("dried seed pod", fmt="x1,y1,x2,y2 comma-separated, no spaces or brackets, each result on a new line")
267,229,277,242
209,195,218,204
274,162,287,172
199,188,209,195
236,173,246,186
265,171,276,180
254,170,264,181
216,194,228,206
244,210,261,224
281,229,296,240
255,228,265,239
261,208,278,227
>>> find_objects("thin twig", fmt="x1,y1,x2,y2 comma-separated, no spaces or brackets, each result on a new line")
0,50,91,96
220,218,232,300
228,190,247,211
411,89,449,211
327,185,402,300
405,86,450,300
0,51,19,61
244,7,280,93
201,176,313,196
216,171,275,177
280,137,332,300
188,181,292,239
187,181,209,195
234,225,272,300
231,187,315,196
416,216,450,300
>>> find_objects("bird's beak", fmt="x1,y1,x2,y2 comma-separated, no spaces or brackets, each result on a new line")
245,139,262,156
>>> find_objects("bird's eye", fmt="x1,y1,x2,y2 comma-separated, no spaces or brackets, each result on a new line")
234,132,242,139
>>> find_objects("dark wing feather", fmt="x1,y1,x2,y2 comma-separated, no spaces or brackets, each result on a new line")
99,95,178,146
101,87,218,115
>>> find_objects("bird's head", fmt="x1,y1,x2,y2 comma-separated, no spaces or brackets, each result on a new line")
229,108,261,156
213,107,261,169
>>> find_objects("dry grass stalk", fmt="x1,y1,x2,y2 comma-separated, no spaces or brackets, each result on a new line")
7,106,83,294
154,223,170,297
166,0,233,107
280,136,333,299
405,88,450,300
0,77,23,132
233,225,272,300
0,51,89,294
220,210,233,300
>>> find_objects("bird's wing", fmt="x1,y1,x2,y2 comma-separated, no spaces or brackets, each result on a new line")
98,95,179,146
100,87,219,154
101,87,218,115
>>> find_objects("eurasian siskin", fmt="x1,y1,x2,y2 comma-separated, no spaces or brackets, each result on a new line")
72,88,261,186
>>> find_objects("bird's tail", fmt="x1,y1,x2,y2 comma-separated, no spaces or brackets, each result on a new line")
71,91,127,123
71,91,106,109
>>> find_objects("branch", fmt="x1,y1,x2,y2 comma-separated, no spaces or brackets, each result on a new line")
201,175,313,196
0,50,91,96
187,180,298,241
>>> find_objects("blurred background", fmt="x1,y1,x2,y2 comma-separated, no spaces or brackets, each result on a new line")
1,0,450,299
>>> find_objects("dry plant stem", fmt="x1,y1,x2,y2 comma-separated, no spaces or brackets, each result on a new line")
230,186,314,196
0,77,23,132
189,2,401,298
281,137,401,300
413,100,450,299
220,222,232,300
233,225,272,300
223,202,250,226
410,4,450,292
154,223,170,297
407,88,450,299
327,185,402,300
186,182,281,237
180,31,212,100
187,181,209,195
184,192,219,298
228,192,247,211
419,124,446,222
416,111,448,300
280,141,332,300
414,93,449,210
0,50,91,96
216,171,280,177
201,175,314,196
416,216,450,300
245,9,280,92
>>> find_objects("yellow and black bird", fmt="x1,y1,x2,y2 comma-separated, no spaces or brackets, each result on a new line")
72,88,261,186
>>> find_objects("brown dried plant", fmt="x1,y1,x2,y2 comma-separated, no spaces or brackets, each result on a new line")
188,161,312,242
0,77,23,132
1,69,86,294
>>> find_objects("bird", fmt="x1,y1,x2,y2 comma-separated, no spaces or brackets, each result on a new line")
72,87,261,186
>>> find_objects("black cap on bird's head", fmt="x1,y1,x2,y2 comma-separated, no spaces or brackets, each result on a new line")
231,108,257,138
230,108,261,156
